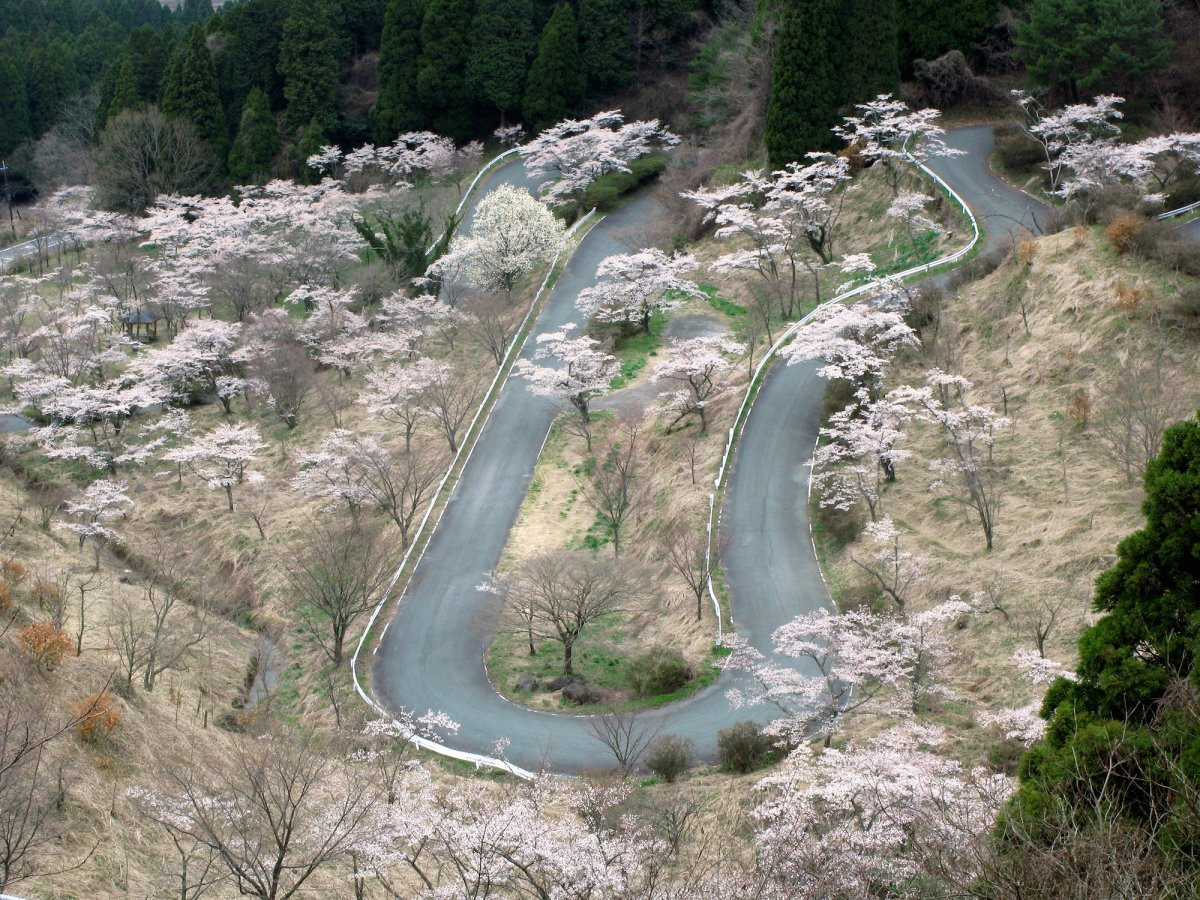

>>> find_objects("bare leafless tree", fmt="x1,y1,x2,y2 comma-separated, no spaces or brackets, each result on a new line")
582,422,645,557
0,670,104,890
586,712,661,778
1094,354,1191,485
357,442,445,548
659,515,714,622
249,341,315,430
422,365,480,453
286,518,399,667
511,551,644,676
148,732,380,900
1023,594,1068,658
462,291,523,367
94,107,214,213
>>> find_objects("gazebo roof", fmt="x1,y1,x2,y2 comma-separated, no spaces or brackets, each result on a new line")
119,309,162,325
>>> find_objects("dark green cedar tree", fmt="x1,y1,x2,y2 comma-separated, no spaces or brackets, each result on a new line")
844,0,900,106
278,0,341,133
161,23,229,167
372,0,425,143
1000,413,1200,884
522,3,585,131
765,0,842,168
897,0,997,72
227,85,278,183
577,0,632,90
1016,0,1170,101
418,0,476,141
467,0,535,122
0,58,32,158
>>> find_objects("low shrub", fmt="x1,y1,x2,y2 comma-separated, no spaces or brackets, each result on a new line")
993,125,1045,179
1,559,28,585
717,720,770,774
0,583,11,613
1105,213,1143,254
559,152,671,221
19,621,72,671
815,500,865,549
1164,283,1200,331
646,734,695,783
71,692,120,744
1165,175,1200,210
625,646,693,698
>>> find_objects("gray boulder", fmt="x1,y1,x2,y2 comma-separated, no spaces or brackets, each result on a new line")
514,673,538,693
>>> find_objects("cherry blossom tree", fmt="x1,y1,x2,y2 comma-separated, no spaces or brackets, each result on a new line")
513,324,618,433
811,391,911,522
889,370,1008,550
128,318,242,404
55,479,134,569
782,289,918,394
1012,91,1125,193
684,154,852,321
751,723,1011,897
888,190,943,248
307,132,458,191
834,94,961,196
724,596,971,744
291,429,376,520
352,769,659,898
163,423,267,512
518,110,679,208
576,249,701,334
436,183,564,301
652,334,745,433
850,517,927,615
357,357,442,452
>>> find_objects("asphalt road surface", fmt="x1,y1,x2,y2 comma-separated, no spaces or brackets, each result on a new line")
370,131,1052,773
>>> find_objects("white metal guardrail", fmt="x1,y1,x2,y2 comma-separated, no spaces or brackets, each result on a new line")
349,207,600,782
702,154,983,637
1157,198,1200,221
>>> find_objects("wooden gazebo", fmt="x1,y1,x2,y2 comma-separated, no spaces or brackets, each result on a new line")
119,309,162,341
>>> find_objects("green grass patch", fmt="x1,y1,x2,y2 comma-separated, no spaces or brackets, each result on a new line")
486,617,727,714
699,282,747,318
607,313,666,390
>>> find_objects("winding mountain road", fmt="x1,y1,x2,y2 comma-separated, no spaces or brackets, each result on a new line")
367,128,1051,773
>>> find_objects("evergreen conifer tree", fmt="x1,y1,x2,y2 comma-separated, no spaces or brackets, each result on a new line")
372,0,424,142
227,86,278,183
161,23,229,167
417,0,476,141
522,3,585,131
578,0,632,90
765,0,842,167
293,116,328,184
844,0,900,105
278,0,341,133
0,58,32,158
467,0,535,122
998,413,1200,884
